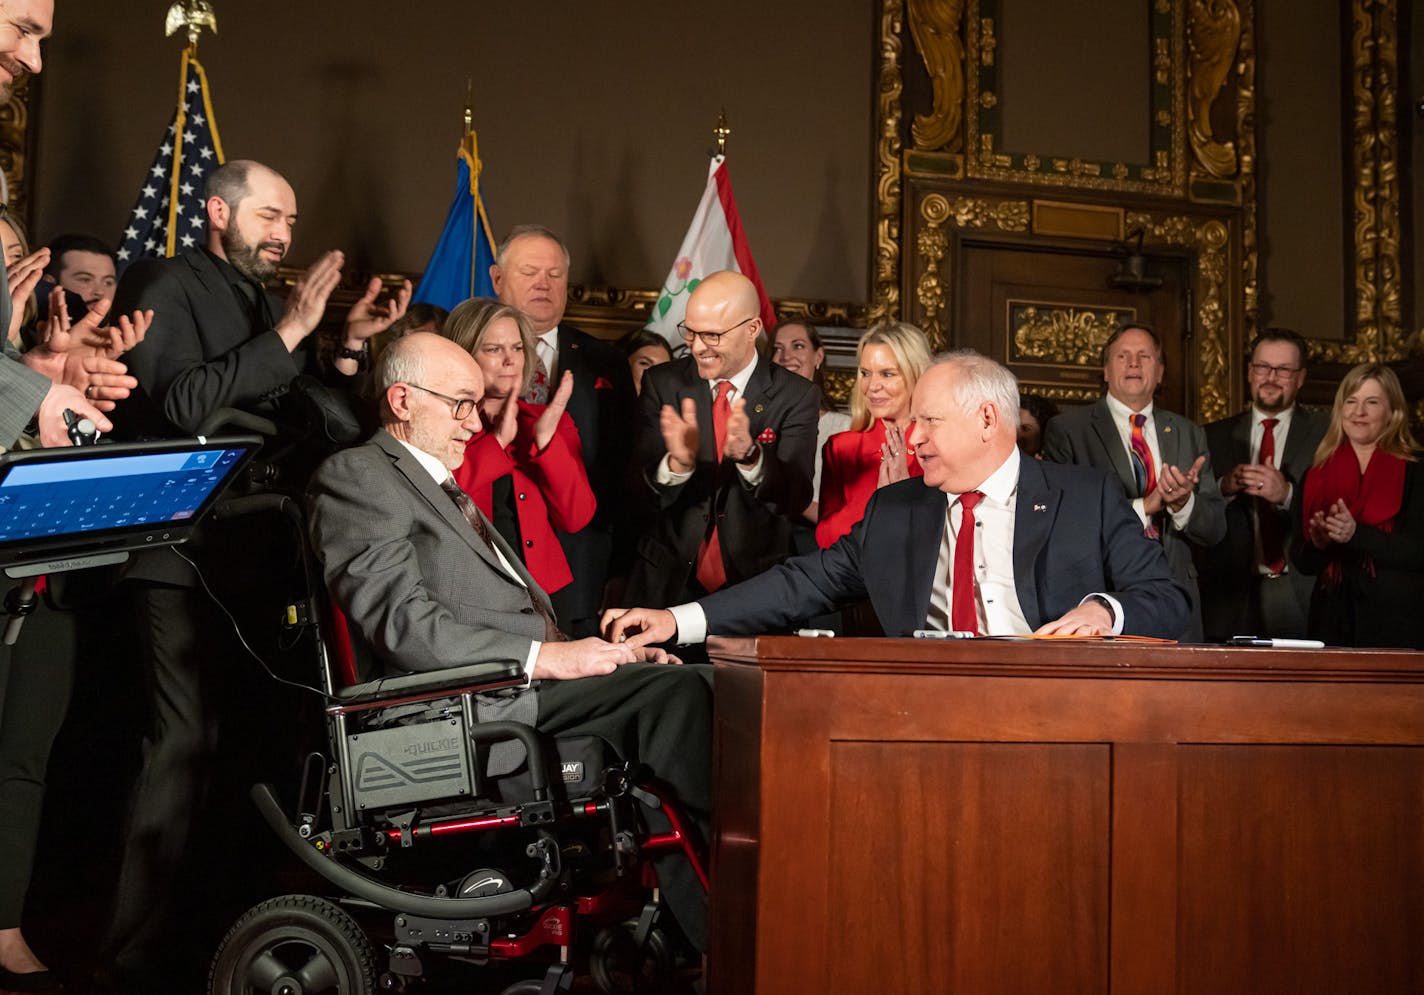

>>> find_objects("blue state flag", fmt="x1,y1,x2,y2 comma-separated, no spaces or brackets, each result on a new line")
413,133,497,309
116,47,225,273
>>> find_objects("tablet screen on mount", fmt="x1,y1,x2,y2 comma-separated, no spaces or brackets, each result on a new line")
0,436,261,573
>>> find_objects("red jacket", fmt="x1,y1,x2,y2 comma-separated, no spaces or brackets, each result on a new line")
815,420,922,548
453,401,596,593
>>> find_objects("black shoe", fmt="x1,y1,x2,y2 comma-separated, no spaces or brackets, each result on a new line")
0,964,63,993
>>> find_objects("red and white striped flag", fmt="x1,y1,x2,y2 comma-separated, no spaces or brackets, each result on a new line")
646,156,775,347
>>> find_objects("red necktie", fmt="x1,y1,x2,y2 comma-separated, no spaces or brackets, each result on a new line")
695,381,735,592
951,491,984,634
1256,417,1286,573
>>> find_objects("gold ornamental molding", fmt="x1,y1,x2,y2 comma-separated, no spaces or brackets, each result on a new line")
963,0,1187,194
1309,0,1404,364
871,0,907,324
1186,0,1242,179
1129,211,1232,421
1234,0,1259,341
907,0,965,153
1009,302,1137,366
913,192,1029,350
0,76,34,219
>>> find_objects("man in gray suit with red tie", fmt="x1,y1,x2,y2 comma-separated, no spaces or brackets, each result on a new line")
307,332,712,952
605,351,1188,648
1043,324,1226,642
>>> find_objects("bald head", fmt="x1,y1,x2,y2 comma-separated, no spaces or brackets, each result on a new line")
682,270,762,381
379,333,485,469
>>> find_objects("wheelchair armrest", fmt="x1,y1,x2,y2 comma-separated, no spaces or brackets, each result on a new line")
329,660,528,714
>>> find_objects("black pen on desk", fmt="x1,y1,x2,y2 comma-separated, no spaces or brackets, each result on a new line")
1227,636,1325,649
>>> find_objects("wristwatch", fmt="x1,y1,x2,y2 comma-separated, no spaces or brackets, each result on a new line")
734,441,761,466
335,341,370,369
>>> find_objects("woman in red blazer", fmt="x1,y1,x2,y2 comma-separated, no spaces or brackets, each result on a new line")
443,299,595,594
815,322,933,547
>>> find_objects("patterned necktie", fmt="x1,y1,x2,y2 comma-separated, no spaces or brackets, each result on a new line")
1129,413,1161,540
1256,418,1286,573
694,381,736,592
439,476,565,642
522,347,550,405
951,491,984,635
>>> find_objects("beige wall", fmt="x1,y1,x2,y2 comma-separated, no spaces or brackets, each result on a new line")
30,0,873,303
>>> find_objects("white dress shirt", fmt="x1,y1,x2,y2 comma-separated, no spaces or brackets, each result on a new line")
1103,393,1194,531
534,327,559,382
395,437,541,673
1247,404,1296,574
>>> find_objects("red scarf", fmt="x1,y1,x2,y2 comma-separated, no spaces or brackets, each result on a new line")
1302,445,1406,581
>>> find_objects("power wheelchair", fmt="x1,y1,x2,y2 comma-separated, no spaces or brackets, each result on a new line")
191,404,708,995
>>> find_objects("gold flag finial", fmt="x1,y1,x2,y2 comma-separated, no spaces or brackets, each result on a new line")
713,108,731,158
165,1,218,52
463,77,473,136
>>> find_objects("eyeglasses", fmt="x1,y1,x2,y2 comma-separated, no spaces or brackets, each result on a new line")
406,383,477,420
677,316,755,347
1248,362,1302,380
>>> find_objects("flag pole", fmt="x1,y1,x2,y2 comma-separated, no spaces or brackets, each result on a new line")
465,79,478,299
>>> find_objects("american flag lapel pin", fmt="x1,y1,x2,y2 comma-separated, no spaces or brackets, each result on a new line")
1034,503,1047,512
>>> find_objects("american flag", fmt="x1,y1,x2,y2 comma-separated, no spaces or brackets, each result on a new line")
115,48,225,272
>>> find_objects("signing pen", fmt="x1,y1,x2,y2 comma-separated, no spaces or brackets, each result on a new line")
1227,636,1325,649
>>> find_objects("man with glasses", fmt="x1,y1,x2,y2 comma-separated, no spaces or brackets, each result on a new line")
623,270,818,618
1043,323,1225,642
1198,328,1326,640
307,331,711,952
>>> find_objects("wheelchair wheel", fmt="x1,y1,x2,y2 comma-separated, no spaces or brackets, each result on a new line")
208,894,376,995
589,920,676,995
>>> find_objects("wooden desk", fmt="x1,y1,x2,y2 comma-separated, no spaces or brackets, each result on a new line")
708,637,1424,995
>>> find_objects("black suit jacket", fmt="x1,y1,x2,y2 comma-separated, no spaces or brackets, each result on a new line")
626,354,819,608
700,457,1190,639
1197,405,1327,639
111,249,310,440
544,323,636,631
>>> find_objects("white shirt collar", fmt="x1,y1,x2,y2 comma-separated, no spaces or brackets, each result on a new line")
393,435,453,486
537,327,559,352
949,446,1021,507
1104,392,1153,423
711,350,758,398
1251,404,1294,430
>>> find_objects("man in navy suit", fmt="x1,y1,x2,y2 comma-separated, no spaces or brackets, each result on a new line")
604,350,1188,647
491,226,634,636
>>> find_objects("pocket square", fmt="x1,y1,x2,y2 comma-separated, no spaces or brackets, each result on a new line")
757,427,777,445
594,376,614,389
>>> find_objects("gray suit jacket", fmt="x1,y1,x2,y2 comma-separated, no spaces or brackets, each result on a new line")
0,254,50,449
1043,398,1226,642
307,430,551,772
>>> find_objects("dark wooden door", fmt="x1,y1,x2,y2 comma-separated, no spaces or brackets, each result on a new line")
957,238,1195,416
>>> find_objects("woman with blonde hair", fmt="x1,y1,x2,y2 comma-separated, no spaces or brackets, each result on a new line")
1294,362,1423,647
815,322,933,547
442,298,595,596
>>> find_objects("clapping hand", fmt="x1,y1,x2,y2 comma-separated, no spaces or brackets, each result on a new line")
1146,454,1206,514
6,248,49,345
275,250,345,350
490,392,520,449
1308,499,1356,548
533,370,574,452
344,275,413,347
877,422,910,488
661,398,700,474
723,398,756,463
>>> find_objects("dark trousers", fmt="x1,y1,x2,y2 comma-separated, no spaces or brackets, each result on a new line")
535,662,712,951
99,582,229,971
0,602,76,928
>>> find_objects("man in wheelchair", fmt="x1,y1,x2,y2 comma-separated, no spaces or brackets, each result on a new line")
262,332,712,991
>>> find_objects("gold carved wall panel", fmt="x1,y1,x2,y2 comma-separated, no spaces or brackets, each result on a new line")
1009,302,1137,366
0,78,35,220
